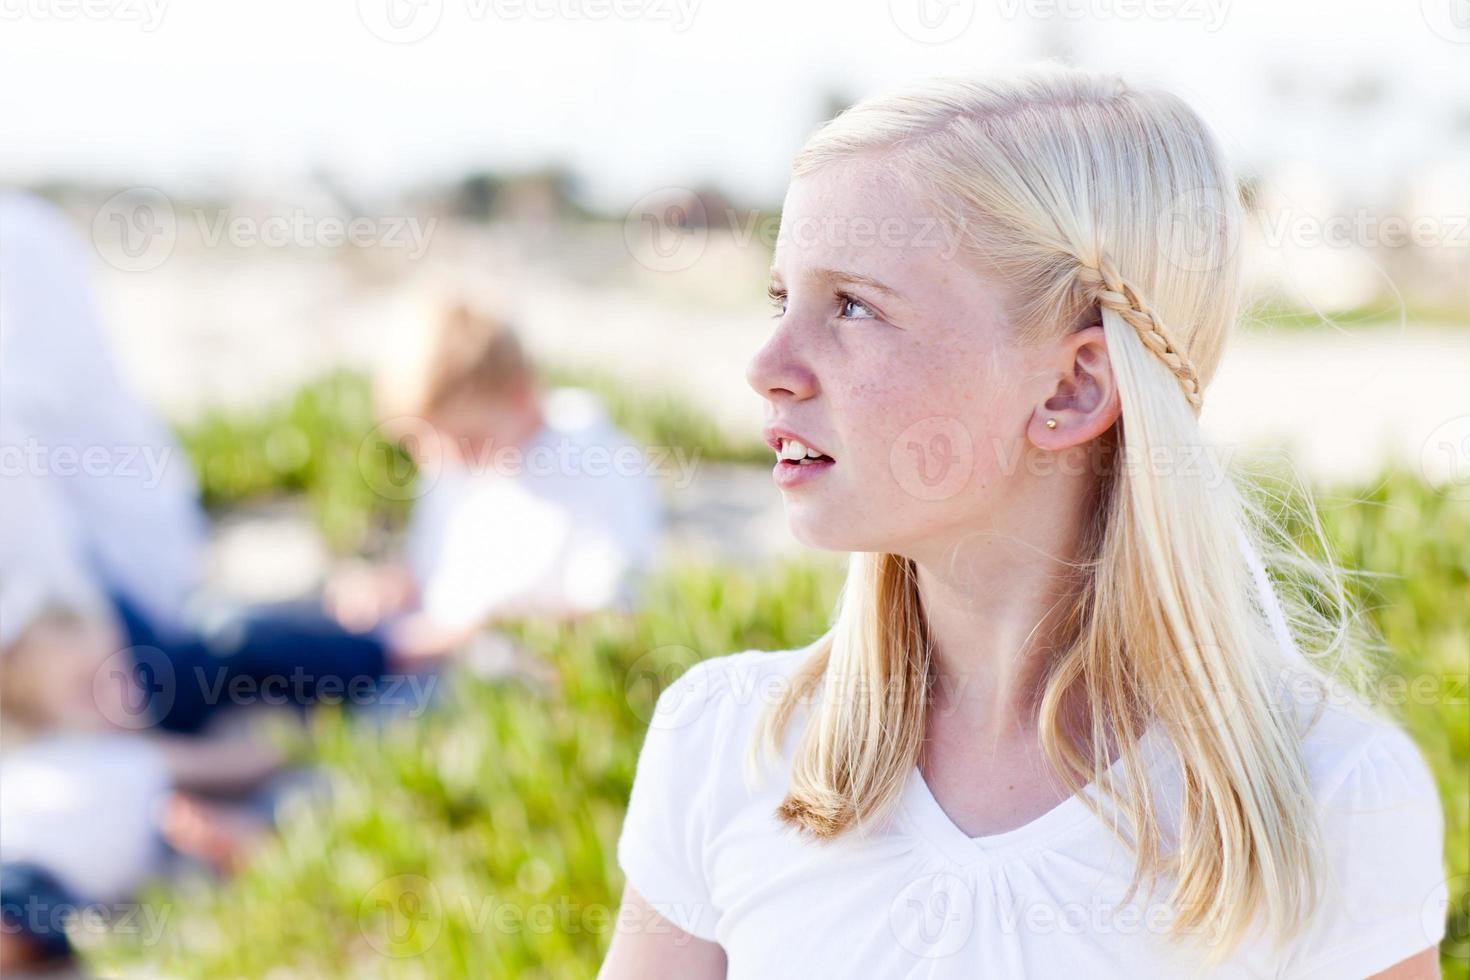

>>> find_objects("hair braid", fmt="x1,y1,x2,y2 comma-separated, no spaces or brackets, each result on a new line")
1075,254,1204,412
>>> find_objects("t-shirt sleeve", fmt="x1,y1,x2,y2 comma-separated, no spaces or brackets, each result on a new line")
616,659,725,942
1284,724,1447,979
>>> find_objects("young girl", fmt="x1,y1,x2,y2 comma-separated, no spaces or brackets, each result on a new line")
601,66,1446,978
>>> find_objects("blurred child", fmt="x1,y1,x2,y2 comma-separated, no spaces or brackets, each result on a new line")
326,303,662,659
0,513,279,968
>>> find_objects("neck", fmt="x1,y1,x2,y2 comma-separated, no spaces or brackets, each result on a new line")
906,477,1096,743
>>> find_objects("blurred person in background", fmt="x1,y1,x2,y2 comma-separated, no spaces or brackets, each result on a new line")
1,192,406,732
0,194,415,968
0,436,279,972
0,191,205,638
326,302,663,661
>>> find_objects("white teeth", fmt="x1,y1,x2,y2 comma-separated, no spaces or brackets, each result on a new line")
778,438,829,462
780,439,809,461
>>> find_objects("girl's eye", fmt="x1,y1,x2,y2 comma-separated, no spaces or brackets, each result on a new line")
839,295,876,320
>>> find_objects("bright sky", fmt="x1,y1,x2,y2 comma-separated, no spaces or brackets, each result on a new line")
1,0,1466,209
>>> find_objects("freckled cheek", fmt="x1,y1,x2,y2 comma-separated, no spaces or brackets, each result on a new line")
829,377,929,475
826,343,998,460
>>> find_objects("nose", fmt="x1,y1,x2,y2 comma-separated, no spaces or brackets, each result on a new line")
746,327,818,403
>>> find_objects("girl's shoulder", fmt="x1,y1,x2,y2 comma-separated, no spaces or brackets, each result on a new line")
1288,680,1441,816
1270,684,1447,977
644,643,816,739
618,643,817,941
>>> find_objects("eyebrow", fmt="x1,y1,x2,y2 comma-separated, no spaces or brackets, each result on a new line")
767,268,901,298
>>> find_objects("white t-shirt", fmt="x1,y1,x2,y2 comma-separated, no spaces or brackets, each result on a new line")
0,193,205,631
405,387,661,631
618,645,1447,979
0,416,109,648
0,735,169,902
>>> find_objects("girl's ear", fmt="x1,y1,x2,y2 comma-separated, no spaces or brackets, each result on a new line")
1026,324,1121,449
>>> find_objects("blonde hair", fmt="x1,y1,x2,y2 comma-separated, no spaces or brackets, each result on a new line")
754,65,1364,964
413,303,533,419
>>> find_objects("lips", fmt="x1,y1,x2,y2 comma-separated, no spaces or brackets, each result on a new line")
762,424,836,490
761,425,835,463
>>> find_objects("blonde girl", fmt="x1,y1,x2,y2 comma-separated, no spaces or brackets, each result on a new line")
602,65,1446,979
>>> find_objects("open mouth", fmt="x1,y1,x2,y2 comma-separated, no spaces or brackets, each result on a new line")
776,437,835,466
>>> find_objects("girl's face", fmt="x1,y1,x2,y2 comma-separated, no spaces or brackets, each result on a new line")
748,153,1055,557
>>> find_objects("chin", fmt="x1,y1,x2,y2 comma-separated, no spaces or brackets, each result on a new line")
782,497,888,553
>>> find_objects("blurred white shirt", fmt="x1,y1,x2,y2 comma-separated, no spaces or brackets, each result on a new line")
0,193,206,631
405,387,662,631
0,735,169,902
0,416,109,648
